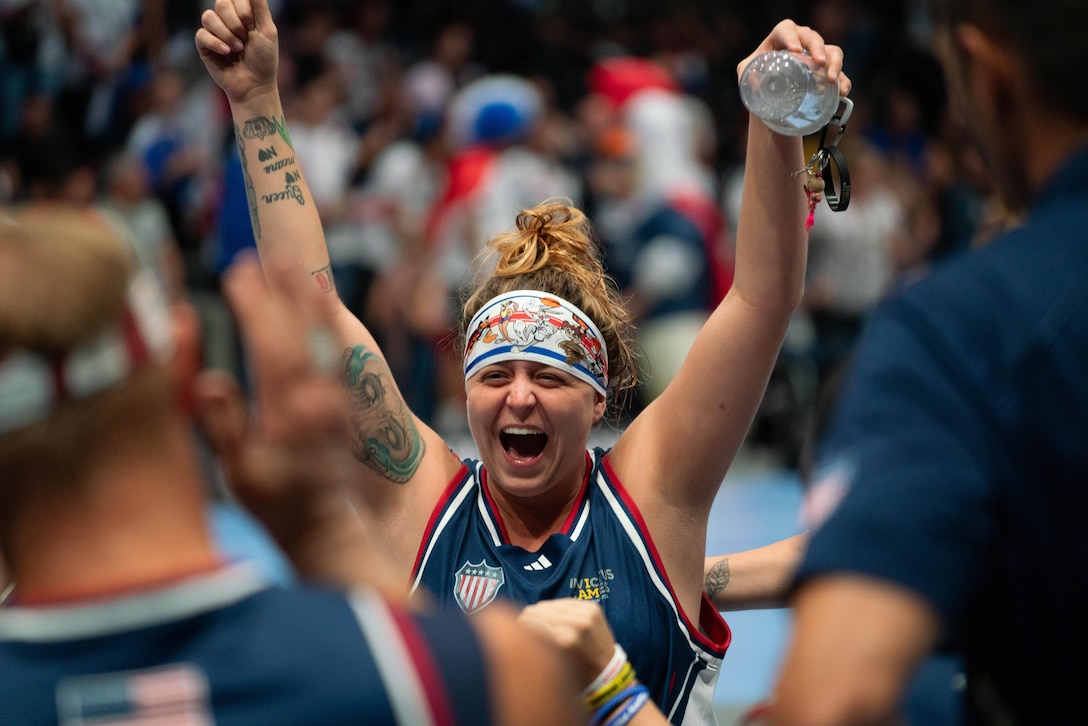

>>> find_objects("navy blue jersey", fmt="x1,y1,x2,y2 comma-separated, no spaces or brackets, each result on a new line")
798,145,1088,723
0,566,491,726
411,447,730,725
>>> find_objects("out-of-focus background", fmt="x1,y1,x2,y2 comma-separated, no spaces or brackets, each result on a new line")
3,1,980,722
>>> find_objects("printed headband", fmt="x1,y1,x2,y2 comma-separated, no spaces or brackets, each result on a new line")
0,270,174,436
464,290,609,396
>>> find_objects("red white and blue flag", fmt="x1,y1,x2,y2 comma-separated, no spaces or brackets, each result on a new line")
56,663,212,725
454,561,505,615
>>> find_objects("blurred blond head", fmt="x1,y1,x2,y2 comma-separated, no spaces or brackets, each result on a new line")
0,210,175,502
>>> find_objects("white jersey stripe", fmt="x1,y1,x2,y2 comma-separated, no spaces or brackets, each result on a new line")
410,472,477,596
475,473,504,546
0,565,268,643
595,471,723,720
569,495,592,541
348,590,437,726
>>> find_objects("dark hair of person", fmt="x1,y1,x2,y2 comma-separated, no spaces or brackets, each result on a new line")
927,0,1088,121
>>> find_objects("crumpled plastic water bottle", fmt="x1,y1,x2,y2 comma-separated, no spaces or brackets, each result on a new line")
739,50,844,136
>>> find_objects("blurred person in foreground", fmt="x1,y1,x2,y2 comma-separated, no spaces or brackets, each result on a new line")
196,2,849,723
770,1,1088,723
0,209,581,725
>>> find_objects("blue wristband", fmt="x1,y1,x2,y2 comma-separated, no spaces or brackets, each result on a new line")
591,683,650,726
601,686,650,726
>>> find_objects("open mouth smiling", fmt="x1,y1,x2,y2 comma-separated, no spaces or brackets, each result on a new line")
500,427,548,459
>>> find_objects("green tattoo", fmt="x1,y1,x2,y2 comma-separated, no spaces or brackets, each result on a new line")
273,116,294,149
343,346,424,482
234,124,260,239
705,558,731,599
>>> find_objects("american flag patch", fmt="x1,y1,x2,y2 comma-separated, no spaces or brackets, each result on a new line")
56,663,212,725
454,561,505,615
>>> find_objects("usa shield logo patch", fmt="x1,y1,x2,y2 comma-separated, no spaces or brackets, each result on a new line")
454,560,505,614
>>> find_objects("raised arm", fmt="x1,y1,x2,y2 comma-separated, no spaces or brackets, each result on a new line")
615,21,850,510
609,19,849,620
195,0,462,574
195,0,332,303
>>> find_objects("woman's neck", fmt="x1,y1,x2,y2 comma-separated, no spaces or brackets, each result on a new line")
485,458,590,551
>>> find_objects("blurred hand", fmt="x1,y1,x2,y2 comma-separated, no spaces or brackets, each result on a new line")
518,598,620,689
194,254,402,592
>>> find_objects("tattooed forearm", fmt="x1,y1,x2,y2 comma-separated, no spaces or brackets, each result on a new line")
705,558,731,599
343,346,425,483
239,115,305,208
234,124,260,239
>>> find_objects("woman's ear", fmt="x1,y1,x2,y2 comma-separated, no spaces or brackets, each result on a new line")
592,393,607,424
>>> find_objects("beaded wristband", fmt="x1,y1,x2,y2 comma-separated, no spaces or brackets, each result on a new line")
591,683,650,726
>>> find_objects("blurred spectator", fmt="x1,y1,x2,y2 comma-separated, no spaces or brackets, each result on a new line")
346,105,448,418
95,149,247,382
125,63,219,259
0,0,65,138
584,56,732,408
98,150,182,295
11,136,96,212
800,138,906,383
322,0,402,132
52,0,147,154
402,21,485,125
0,90,75,201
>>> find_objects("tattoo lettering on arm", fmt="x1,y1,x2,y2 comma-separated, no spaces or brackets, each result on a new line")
239,115,305,211
259,145,296,173
343,346,425,483
234,124,260,239
705,558,731,599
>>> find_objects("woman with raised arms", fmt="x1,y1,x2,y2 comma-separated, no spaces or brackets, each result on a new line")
196,3,847,723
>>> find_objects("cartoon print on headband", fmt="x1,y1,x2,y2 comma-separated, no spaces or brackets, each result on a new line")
464,292,608,394
557,313,605,380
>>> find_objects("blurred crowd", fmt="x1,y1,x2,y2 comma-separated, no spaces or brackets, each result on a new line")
0,0,1011,464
